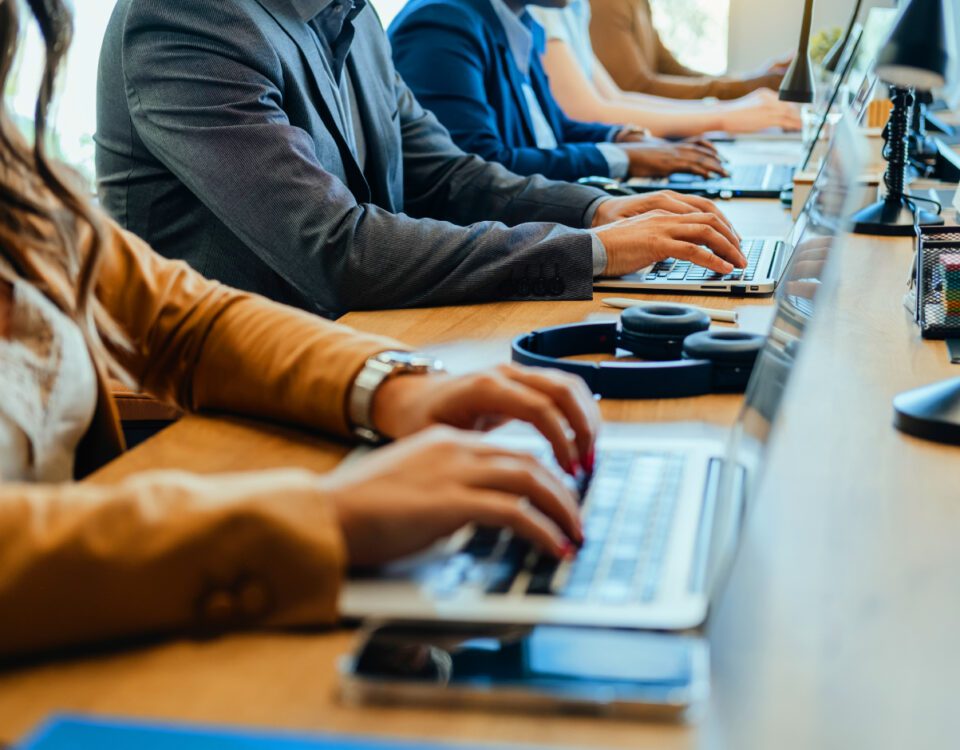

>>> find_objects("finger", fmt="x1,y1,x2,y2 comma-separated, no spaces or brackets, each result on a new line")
677,160,717,179
675,212,744,264
683,143,724,161
649,196,698,215
673,194,741,239
469,456,582,543
471,375,579,473
684,137,719,154
684,149,729,177
669,241,735,274
671,223,745,268
501,365,600,461
681,156,727,179
465,491,570,557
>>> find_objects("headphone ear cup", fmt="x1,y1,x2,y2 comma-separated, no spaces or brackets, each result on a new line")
682,330,765,392
620,304,711,360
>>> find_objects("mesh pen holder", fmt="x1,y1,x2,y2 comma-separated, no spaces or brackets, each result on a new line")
916,226,960,339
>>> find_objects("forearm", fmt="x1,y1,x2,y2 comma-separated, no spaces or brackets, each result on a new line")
541,41,725,138
95,222,401,437
637,73,778,101
0,470,344,661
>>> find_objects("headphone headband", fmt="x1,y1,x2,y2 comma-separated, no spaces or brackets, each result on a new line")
511,308,764,399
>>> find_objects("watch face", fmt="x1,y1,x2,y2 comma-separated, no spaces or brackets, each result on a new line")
377,351,440,369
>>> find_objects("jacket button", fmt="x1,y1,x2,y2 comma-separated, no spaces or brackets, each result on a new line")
199,589,236,626
237,581,270,619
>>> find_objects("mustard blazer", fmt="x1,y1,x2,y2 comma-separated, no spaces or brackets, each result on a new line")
0,220,400,660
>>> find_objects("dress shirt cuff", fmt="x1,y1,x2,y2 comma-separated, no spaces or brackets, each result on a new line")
583,195,609,229
590,232,608,277
596,142,629,180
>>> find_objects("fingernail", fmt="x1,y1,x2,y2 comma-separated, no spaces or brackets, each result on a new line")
584,448,596,474
560,541,579,559
568,459,583,479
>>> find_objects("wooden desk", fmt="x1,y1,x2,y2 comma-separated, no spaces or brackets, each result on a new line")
3,198,957,749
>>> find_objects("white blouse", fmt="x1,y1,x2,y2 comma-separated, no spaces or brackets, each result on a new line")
0,261,98,483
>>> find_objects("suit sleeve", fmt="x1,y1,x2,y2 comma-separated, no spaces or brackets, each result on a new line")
119,1,598,311
390,5,611,182
0,469,345,661
95,221,400,439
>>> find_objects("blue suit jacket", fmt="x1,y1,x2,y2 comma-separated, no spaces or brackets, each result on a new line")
389,0,617,181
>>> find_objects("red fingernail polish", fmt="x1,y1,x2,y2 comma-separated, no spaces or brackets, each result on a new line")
560,541,578,559
584,449,596,474
568,459,582,478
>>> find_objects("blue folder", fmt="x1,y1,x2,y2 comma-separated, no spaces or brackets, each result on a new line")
21,715,519,750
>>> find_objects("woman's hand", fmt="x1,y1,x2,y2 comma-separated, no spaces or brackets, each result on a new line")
323,427,584,566
719,89,802,134
372,364,600,475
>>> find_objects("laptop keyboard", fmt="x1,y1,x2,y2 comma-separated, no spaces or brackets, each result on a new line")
454,450,685,605
645,239,766,283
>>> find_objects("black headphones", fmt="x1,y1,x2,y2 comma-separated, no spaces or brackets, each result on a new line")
511,304,765,399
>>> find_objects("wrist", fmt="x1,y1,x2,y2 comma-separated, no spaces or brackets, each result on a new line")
349,351,444,442
370,372,435,439
614,125,646,143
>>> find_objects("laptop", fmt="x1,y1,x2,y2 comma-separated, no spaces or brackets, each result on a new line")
340,120,865,632
593,112,853,297
619,30,864,200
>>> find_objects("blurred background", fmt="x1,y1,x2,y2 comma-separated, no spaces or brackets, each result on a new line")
6,0,897,186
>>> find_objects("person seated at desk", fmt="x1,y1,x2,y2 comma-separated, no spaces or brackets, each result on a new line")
389,0,730,183
528,0,802,137
589,0,790,100
0,0,602,661
95,0,744,320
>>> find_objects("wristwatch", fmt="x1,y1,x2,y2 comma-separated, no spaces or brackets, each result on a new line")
348,350,445,443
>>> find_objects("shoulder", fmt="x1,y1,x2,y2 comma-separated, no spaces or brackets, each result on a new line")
389,0,488,38
114,0,269,44
111,0,279,77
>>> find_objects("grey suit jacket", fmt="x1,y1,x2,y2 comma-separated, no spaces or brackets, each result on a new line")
96,0,608,317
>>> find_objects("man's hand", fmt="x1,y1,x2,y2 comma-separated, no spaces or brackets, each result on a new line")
618,141,728,179
594,210,747,278
591,190,741,242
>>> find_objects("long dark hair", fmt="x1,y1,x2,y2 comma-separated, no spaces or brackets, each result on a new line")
0,0,125,371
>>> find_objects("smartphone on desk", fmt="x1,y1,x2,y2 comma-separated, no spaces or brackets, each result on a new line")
339,622,709,721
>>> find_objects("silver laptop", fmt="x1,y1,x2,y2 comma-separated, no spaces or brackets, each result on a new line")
594,121,850,297
341,120,865,632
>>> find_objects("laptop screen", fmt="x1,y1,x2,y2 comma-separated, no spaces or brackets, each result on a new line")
706,117,866,594
798,25,863,172
940,0,960,108
847,7,898,96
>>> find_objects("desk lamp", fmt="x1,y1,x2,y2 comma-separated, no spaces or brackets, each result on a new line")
851,0,951,236
779,0,816,103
